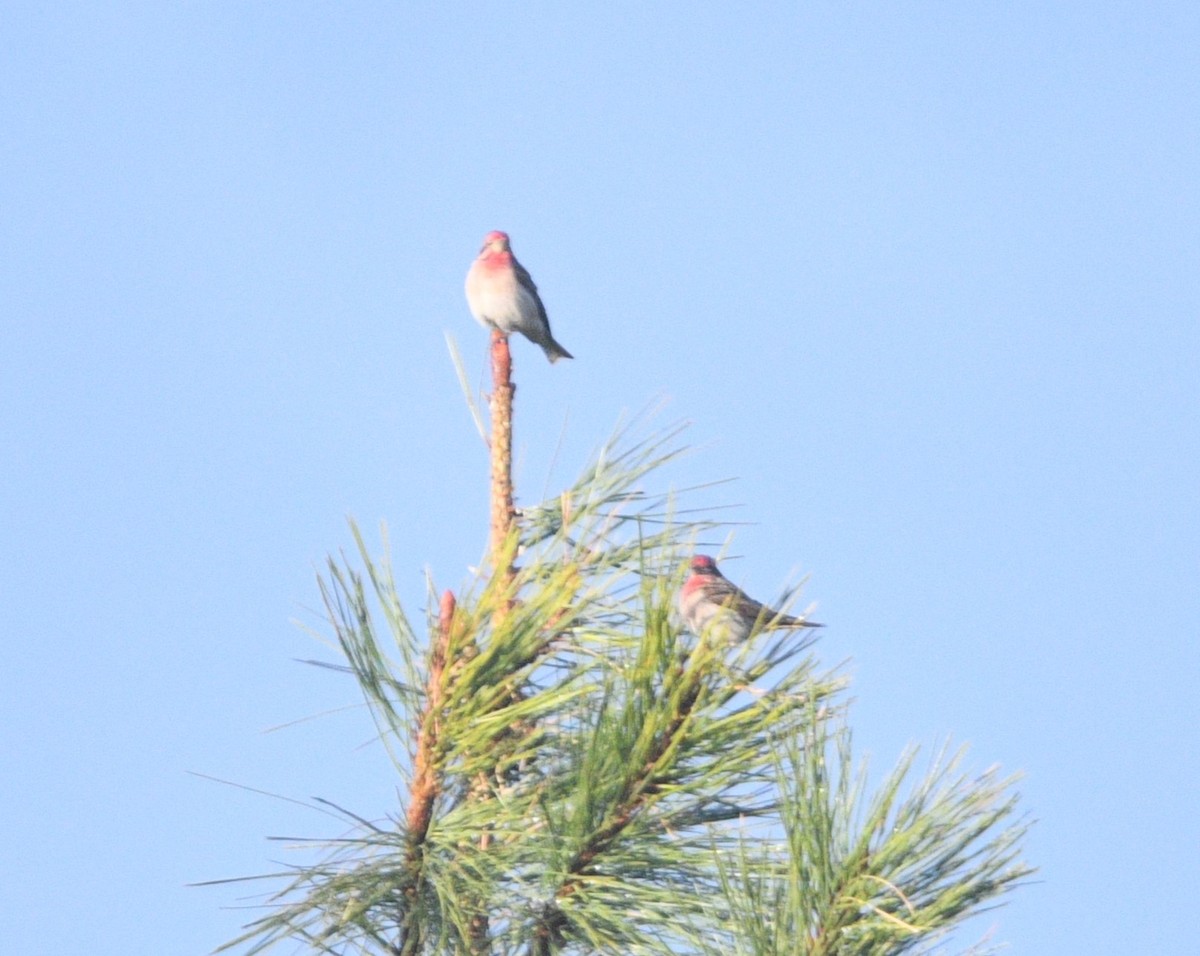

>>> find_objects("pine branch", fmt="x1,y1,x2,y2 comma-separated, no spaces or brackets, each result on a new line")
209,395,1031,956
396,590,457,956
468,329,520,954
712,728,1034,956
522,579,845,954
488,328,517,603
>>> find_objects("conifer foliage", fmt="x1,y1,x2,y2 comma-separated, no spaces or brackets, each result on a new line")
212,331,1031,955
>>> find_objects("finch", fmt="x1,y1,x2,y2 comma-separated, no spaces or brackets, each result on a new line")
679,554,822,643
465,230,573,363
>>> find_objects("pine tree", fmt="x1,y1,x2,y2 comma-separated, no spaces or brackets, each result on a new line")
209,331,1032,955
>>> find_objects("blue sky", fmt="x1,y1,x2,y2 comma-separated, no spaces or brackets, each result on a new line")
3,3,1197,952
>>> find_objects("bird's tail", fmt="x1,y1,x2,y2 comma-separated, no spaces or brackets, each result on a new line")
543,338,574,363
768,612,823,629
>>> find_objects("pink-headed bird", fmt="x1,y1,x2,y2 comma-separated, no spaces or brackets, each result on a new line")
679,554,822,642
465,230,572,363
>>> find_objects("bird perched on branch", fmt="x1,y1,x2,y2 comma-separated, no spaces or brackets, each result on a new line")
465,230,573,363
679,554,822,643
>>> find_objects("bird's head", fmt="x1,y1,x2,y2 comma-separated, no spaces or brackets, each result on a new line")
689,554,721,576
480,230,511,254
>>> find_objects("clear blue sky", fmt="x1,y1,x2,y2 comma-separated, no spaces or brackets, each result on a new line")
3,3,1197,952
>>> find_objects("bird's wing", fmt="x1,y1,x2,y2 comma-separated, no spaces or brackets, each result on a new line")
731,590,772,623
706,578,763,619
727,585,819,629
512,258,539,295
512,258,550,324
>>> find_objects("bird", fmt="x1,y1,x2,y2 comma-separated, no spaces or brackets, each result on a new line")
679,554,822,643
465,230,573,363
